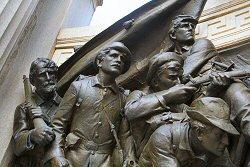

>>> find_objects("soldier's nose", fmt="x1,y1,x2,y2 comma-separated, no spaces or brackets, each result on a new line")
116,56,122,63
222,133,229,146
45,72,51,80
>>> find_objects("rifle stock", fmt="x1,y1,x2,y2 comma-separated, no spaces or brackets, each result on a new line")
186,67,250,87
23,75,48,128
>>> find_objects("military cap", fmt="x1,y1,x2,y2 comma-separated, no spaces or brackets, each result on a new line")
172,15,198,25
95,41,131,74
146,52,184,85
169,15,198,38
186,97,239,135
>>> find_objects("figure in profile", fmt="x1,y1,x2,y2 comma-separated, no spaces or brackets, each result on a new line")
125,52,196,159
139,97,239,167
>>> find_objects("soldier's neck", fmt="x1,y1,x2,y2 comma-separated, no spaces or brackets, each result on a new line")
189,128,206,156
36,90,55,101
175,41,193,54
97,72,116,87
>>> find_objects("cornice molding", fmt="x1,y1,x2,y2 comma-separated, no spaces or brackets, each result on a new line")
196,0,250,50
200,0,250,22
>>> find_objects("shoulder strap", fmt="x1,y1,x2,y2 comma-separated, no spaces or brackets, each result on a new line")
103,110,123,150
104,91,124,161
102,94,124,160
103,93,123,148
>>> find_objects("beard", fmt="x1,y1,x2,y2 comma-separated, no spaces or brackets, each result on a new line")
37,82,57,95
43,84,57,93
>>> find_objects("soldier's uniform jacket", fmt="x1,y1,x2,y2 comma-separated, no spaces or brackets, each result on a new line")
125,87,186,159
174,38,218,82
12,92,61,167
45,75,128,167
139,122,234,167
174,37,250,165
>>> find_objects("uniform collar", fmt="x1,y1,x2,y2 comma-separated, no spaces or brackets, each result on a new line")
33,91,61,106
175,45,191,55
179,123,208,164
91,75,119,94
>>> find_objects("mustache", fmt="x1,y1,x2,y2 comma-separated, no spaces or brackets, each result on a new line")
42,81,56,87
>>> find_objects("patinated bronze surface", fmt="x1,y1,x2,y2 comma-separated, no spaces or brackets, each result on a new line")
12,58,61,167
44,42,136,167
11,0,250,166
139,97,238,167
124,52,196,158
55,0,208,95
167,14,250,167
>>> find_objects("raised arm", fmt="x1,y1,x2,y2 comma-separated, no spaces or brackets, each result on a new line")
125,85,196,121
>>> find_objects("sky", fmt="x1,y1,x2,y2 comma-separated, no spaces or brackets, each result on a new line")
90,0,151,27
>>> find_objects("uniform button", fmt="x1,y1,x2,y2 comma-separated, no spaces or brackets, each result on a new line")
98,122,102,125
104,88,107,92
95,133,99,138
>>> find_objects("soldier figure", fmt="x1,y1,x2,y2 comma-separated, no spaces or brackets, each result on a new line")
125,52,196,159
13,58,61,167
44,42,136,167
168,15,231,97
139,97,239,167
169,14,250,166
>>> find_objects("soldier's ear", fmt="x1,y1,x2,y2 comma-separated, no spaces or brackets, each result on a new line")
169,32,176,40
178,68,184,77
96,58,102,68
151,77,158,88
195,127,204,140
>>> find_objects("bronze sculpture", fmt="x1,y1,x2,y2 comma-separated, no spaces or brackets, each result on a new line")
124,52,196,159
9,0,250,166
44,42,136,167
168,14,250,166
12,58,61,167
139,97,239,167
168,15,231,96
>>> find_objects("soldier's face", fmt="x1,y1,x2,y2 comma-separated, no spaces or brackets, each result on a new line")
174,22,195,44
34,64,57,95
156,61,182,90
200,126,229,156
99,49,125,77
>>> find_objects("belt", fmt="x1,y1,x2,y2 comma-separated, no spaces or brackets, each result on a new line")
78,138,114,155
